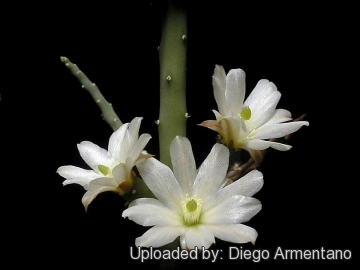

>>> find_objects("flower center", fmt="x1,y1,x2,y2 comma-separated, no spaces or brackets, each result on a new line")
182,194,202,226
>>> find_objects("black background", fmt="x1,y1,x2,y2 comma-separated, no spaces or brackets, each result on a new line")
2,1,357,269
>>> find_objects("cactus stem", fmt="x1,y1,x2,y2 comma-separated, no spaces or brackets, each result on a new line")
60,56,122,131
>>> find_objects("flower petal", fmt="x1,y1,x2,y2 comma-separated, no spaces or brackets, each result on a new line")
213,110,224,121
126,133,151,169
137,158,183,213
135,151,153,165
108,122,129,161
57,165,100,186
198,119,222,134
87,177,118,189
111,117,143,164
245,139,292,151
202,195,261,224
224,170,263,196
129,198,167,207
182,225,215,249
244,80,281,127
112,163,127,185
82,181,117,211
213,65,227,116
207,224,258,245
265,108,292,125
126,117,142,149
217,117,243,147
193,143,229,200
62,179,91,187
123,198,182,226
135,226,184,248
77,141,112,172
225,68,246,115
205,170,263,210
198,111,237,139
254,121,309,139
170,136,197,195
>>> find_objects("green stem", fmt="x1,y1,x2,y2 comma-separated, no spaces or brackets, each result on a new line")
60,56,122,131
158,1,187,168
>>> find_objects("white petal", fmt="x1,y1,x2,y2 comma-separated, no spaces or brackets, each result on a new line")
225,170,263,196
193,143,229,200
225,68,246,115
128,198,167,207
116,117,143,164
265,109,292,124
77,141,112,172
87,177,118,189
254,121,309,139
137,158,183,213
57,165,99,183
217,116,243,146
183,225,215,249
135,226,184,248
135,151,153,165
205,170,263,210
126,133,151,169
244,80,281,127
62,179,91,187
207,224,258,245
123,198,182,226
213,110,223,121
108,122,129,160
202,195,261,224
170,136,197,195
112,163,127,185
82,185,117,211
198,120,221,134
126,117,142,149
245,139,292,151
243,79,272,107
213,65,227,116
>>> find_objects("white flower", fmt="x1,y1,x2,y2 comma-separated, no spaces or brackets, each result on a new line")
200,65,309,162
57,117,152,210
122,136,263,250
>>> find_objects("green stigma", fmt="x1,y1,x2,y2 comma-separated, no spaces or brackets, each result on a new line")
98,165,110,176
182,195,202,225
186,199,198,212
240,106,251,120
